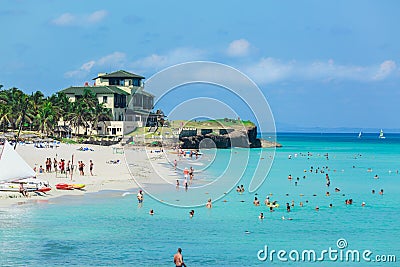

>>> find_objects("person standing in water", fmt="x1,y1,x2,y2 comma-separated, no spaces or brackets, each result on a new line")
137,190,144,203
173,248,187,267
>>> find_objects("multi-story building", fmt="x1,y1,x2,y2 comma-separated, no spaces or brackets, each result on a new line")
60,70,160,136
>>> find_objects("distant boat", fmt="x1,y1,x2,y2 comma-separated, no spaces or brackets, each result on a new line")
358,131,362,138
379,129,386,139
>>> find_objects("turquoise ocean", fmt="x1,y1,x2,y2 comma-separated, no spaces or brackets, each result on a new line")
1,133,399,266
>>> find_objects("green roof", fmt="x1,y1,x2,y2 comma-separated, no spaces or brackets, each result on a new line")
61,86,130,96
93,70,145,80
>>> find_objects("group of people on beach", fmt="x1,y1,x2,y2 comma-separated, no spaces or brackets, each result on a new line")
177,148,200,160
36,157,94,177
174,164,195,191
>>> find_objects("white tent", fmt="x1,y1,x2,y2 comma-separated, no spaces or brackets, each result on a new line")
0,140,36,182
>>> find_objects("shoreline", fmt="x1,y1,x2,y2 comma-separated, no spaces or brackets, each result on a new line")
0,143,182,208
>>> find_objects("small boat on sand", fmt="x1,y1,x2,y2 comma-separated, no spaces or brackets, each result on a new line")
71,184,85,189
55,183,74,190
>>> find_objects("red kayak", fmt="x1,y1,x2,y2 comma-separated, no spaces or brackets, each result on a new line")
56,183,74,190
36,187,52,192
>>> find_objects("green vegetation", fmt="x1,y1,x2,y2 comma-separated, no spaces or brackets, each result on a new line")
127,118,255,140
169,119,254,129
0,85,112,138
60,138,78,144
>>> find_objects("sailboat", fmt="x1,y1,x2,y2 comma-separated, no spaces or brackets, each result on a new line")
379,129,386,139
0,140,36,182
0,140,51,192
358,131,362,138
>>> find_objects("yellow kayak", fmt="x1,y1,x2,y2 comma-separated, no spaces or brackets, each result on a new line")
71,184,85,189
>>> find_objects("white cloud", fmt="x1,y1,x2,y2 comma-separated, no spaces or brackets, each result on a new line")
63,46,398,86
52,13,75,26
52,10,108,26
97,52,126,67
64,52,126,78
243,58,398,85
87,10,108,24
373,60,396,80
80,61,95,72
244,58,295,84
227,39,251,57
131,47,206,71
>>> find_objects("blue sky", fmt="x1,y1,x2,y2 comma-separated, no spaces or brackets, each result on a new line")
1,0,399,131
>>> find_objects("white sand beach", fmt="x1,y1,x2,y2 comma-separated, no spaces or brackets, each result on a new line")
0,143,179,207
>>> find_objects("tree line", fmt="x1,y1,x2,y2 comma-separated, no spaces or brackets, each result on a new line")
0,85,112,137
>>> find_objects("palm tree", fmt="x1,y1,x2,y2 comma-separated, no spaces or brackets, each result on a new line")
67,88,99,136
0,103,11,133
90,102,112,136
0,87,29,130
48,92,73,136
35,100,58,137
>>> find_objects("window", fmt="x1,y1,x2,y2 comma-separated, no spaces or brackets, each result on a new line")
103,96,108,104
132,79,139,86
109,78,125,86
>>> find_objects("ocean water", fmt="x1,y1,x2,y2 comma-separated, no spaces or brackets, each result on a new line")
1,133,399,266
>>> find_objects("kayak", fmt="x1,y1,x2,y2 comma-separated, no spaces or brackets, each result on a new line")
72,184,85,189
36,187,52,192
55,183,74,190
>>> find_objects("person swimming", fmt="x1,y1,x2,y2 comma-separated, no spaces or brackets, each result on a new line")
253,197,260,206
240,185,245,193
379,189,384,195
189,210,195,218
259,212,264,219
264,196,270,206
206,198,212,208
149,209,154,215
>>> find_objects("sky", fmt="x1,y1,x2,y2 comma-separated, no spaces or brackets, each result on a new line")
1,0,399,131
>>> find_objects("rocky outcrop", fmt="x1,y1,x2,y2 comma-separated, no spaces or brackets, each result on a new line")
179,126,281,149
260,139,282,148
